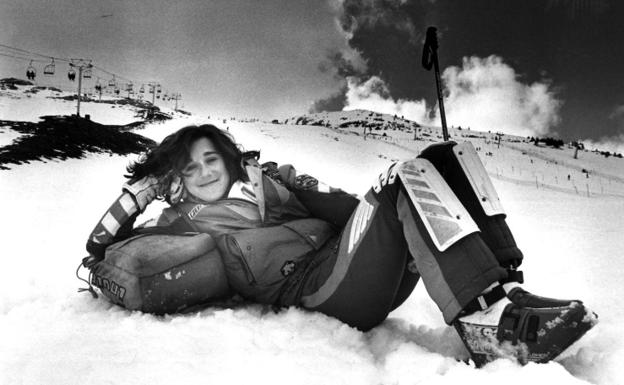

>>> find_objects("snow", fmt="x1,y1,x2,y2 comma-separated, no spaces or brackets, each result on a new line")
0,86,142,125
1,89,623,385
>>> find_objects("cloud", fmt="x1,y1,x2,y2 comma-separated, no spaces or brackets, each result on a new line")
331,0,418,41
436,56,563,137
324,0,429,100
580,134,624,155
309,85,349,113
318,49,367,81
343,76,431,123
608,105,624,121
311,49,366,113
324,2,562,137
338,56,563,138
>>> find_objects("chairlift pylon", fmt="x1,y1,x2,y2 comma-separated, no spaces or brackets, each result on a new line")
43,59,55,76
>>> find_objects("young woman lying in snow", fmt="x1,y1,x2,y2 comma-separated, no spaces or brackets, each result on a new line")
83,124,596,366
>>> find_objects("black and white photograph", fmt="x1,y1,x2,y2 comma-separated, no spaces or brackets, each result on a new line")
1,1,622,384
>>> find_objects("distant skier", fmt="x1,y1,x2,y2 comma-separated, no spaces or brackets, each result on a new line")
84,124,597,366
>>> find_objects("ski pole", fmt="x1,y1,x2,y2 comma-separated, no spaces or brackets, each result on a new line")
422,26,449,141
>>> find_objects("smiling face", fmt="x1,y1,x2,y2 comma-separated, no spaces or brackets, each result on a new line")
181,137,232,203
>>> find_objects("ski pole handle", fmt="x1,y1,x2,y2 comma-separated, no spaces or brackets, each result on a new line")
422,26,438,71
421,26,449,141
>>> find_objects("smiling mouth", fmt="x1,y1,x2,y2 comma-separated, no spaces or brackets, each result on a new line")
199,179,218,187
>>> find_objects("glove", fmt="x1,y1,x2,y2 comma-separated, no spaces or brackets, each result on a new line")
372,162,400,193
122,176,161,211
262,162,285,185
294,174,318,190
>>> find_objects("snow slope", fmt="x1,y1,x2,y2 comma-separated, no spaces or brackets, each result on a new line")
1,89,623,385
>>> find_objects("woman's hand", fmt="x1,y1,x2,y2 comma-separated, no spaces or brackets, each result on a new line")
122,176,161,211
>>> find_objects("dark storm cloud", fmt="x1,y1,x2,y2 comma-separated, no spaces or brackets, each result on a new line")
309,85,348,113
311,0,436,113
318,50,365,81
312,49,366,112
314,0,624,143
336,0,434,100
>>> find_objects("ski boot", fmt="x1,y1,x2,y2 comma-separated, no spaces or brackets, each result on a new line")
454,284,598,366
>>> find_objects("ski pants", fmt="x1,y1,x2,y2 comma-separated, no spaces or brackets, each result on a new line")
298,141,523,331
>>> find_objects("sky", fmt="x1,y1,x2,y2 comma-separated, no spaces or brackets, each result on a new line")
1,0,623,150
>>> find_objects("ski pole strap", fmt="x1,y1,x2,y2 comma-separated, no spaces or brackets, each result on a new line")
462,285,506,314
76,260,98,299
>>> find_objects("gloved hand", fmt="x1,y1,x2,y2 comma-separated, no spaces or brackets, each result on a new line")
263,162,318,190
122,176,161,211
372,162,401,193
262,162,285,185
294,174,318,190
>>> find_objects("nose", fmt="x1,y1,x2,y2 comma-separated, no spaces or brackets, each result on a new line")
199,163,213,178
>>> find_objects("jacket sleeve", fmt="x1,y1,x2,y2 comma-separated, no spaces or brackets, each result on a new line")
263,162,359,228
85,192,141,260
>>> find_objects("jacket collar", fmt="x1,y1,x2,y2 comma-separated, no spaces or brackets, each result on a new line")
243,159,267,221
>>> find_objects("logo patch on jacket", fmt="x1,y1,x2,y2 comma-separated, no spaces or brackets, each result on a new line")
281,260,296,277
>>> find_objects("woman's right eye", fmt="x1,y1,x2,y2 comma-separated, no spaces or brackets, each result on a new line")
182,164,198,176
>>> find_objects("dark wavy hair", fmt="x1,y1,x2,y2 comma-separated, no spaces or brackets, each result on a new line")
126,124,246,183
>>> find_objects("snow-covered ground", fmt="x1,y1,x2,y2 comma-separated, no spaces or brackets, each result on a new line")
1,87,623,385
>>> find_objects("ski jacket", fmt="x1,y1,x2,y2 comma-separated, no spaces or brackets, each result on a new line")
86,158,359,306
163,159,343,305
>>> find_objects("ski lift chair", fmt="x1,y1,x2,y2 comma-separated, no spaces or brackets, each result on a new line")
83,69,92,79
139,85,145,93
68,68,76,81
108,76,116,87
26,61,37,80
43,59,55,75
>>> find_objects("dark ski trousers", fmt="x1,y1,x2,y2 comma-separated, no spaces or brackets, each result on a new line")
299,142,522,331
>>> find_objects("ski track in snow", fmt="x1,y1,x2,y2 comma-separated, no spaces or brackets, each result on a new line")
1,89,623,385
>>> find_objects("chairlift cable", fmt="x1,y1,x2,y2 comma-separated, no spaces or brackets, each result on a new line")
0,43,71,63
0,42,173,100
